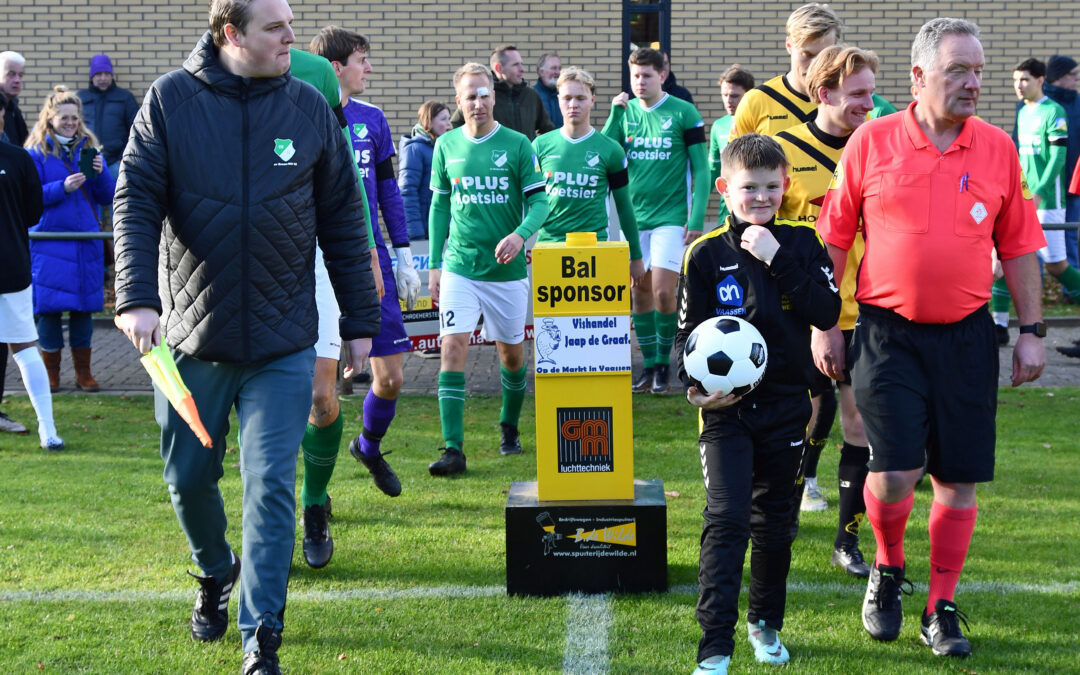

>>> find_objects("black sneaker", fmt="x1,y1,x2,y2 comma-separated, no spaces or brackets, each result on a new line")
189,554,241,642
861,563,912,641
242,625,282,675
302,501,333,569
651,363,670,394
349,437,402,497
429,447,466,476
921,599,972,657
995,324,1009,347
499,422,522,455
831,541,871,577
632,367,655,393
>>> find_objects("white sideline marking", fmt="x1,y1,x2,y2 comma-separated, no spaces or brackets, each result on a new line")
563,593,611,675
1,579,1076,604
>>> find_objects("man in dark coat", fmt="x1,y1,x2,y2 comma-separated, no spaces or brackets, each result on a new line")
111,0,380,671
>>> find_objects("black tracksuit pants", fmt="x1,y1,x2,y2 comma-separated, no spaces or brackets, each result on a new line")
696,394,810,661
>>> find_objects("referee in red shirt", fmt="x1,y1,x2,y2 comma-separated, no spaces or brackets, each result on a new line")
816,18,1046,658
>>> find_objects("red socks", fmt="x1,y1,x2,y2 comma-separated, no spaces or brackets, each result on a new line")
927,500,978,614
863,483,914,568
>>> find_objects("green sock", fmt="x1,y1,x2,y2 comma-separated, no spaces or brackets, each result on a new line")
991,277,1012,314
654,311,677,368
300,412,343,508
499,365,528,427
438,370,466,451
1056,265,1080,302
633,312,657,368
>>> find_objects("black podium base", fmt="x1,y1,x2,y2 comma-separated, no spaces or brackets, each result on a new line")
505,479,667,596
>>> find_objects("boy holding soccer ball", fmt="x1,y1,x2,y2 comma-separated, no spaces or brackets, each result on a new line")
675,133,840,674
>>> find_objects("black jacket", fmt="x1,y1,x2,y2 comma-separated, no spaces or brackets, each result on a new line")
2,94,28,147
675,216,840,402
113,32,380,364
0,141,43,293
451,78,556,141
78,81,140,166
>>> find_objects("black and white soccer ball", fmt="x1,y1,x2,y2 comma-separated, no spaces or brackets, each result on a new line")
683,316,768,396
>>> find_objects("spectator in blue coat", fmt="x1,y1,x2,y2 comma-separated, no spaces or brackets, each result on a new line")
24,86,115,392
77,55,138,179
397,100,452,240
533,52,562,127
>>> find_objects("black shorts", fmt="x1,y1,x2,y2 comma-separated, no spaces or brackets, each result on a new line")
850,304,997,483
840,328,854,386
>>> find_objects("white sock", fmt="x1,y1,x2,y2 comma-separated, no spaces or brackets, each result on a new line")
12,348,59,443
992,312,1009,327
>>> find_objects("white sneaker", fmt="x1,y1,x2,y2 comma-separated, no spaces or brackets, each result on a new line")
0,411,28,434
40,435,65,451
692,654,730,674
800,476,827,512
747,620,789,665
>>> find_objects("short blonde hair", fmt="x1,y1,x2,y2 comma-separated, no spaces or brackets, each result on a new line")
556,66,595,94
786,3,843,47
806,45,879,103
454,62,493,89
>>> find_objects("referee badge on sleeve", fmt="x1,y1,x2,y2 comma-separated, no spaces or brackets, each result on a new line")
1020,170,1033,200
828,162,844,190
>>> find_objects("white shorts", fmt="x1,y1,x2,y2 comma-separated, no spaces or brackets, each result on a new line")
1037,209,1068,264
0,286,38,343
438,269,529,344
639,225,686,273
313,248,342,360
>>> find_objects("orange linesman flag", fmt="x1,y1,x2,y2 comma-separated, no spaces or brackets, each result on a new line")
140,342,213,448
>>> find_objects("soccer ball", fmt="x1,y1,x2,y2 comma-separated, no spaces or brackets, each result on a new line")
682,316,768,397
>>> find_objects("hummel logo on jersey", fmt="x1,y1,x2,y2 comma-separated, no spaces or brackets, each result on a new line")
446,157,465,165
273,138,295,162
353,123,369,139
790,439,803,447
717,264,738,271
793,165,817,172
660,116,673,130
822,266,838,293
585,151,600,167
970,202,987,224
491,149,508,167
768,114,788,120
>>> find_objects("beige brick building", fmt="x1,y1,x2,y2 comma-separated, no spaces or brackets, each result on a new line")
4,1,1077,155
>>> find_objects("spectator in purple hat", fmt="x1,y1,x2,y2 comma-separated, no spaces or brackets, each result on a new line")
77,54,138,183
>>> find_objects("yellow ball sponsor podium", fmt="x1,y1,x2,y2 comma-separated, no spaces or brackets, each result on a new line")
506,232,667,595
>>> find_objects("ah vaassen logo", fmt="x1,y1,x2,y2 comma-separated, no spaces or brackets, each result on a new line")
716,274,744,306
557,407,613,473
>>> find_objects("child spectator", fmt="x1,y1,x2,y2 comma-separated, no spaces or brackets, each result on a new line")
676,133,839,674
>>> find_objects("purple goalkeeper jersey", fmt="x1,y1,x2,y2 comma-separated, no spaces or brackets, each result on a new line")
343,97,409,249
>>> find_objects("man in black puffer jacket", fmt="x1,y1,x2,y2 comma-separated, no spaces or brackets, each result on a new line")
112,0,380,671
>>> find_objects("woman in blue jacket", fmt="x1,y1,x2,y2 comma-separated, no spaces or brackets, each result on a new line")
397,100,452,240
25,86,115,392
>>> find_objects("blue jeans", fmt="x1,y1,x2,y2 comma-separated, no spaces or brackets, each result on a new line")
156,347,315,653
35,311,94,351
1066,197,1079,269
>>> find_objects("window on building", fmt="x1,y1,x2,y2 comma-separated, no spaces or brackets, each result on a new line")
622,0,670,92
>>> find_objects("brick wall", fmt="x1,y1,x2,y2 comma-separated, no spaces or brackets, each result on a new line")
4,1,1075,156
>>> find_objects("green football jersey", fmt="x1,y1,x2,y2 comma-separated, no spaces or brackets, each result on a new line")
602,93,706,230
430,123,546,281
709,115,734,226
533,128,628,243
1016,97,1069,210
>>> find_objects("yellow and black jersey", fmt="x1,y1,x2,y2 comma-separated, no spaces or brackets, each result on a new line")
730,75,817,140
775,121,862,330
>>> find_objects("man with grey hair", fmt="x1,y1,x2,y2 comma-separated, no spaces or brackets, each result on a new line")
533,51,562,126
817,17,1046,658
0,51,27,146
